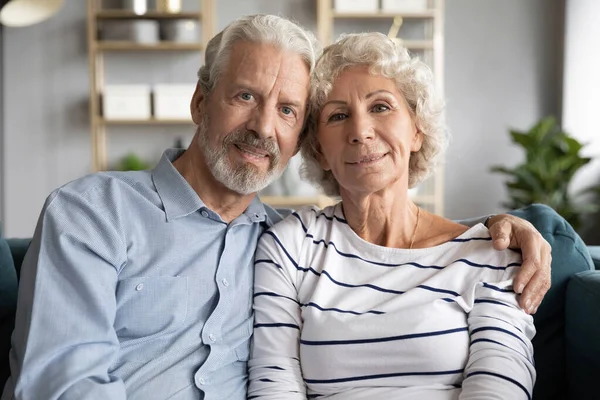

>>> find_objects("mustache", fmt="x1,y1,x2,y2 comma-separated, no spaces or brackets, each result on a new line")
224,129,280,160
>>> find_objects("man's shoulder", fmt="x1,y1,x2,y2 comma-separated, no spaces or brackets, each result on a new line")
47,170,153,210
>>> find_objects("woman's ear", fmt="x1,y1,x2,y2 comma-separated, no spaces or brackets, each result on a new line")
190,83,205,124
411,127,424,153
316,148,331,171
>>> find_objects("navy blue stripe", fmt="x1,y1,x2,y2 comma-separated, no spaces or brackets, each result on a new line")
418,285,459,296
466,371,531,400
303,302,385,315
254,291,300,305
474,299,513,308
255,258,283,269
310,238,446,270
457,258,522,270
471,338,533,365
304,368,464,384
479,315,524,334
471,326,527,346
264,231,302,269
320,270,405,295
450,237,492,242
265,366,285,370
301,326,468,346
441,297,456,303
311,208,347,224
482,282,514,293
254,323,300,330
292,212,309,233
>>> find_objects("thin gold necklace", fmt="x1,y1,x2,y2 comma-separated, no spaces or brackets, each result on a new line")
409,206,421,249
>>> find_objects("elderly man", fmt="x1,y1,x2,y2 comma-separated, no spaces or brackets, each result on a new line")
2,14,549,400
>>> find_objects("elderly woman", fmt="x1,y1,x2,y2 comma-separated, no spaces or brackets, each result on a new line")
248,32,535,399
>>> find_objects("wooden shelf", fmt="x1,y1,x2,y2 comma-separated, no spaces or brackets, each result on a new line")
261,195,338,209
96,10,202,20
332,11,435,19
397,40,434,50
99,118,194,126
95,41,203,51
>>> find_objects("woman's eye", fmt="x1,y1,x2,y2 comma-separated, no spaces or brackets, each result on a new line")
327,113,347,122
281,106,294,116
239,92,253,101
372,104,390,113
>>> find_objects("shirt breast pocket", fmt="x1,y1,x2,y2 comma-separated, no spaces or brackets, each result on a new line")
115,276,189,341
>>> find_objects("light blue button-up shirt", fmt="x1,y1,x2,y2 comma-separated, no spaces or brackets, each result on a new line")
2,149,282,400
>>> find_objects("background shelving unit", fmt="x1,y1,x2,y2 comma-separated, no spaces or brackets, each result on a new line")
314,0,446,215
86,0,214,171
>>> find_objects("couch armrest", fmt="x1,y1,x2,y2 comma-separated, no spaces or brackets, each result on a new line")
6,238,31,281
588,246,600,270
565,271,600,400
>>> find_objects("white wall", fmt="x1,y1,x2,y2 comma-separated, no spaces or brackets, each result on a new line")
563,0,600,242
1,0,564,236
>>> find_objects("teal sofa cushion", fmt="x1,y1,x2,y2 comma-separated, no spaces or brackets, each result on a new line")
565,271,600,400
587,246,600,270
509,204,594,400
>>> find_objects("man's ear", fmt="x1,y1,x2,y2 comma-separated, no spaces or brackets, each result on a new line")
190,83,205,124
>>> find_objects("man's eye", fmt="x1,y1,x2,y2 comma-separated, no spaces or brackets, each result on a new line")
239,92,253,101
281,106,294,116
372,104,390,113
327,113,347,122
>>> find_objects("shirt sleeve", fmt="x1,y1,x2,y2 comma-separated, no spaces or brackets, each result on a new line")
459,262,536,400
4,188,128,400
248,222,307,399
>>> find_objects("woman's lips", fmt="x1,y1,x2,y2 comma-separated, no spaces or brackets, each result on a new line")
347,153,387,165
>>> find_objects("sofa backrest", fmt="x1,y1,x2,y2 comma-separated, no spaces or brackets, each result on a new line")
0,225,19,387
509,204,594,400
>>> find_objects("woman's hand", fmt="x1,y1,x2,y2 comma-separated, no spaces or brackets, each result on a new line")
487,214,552,314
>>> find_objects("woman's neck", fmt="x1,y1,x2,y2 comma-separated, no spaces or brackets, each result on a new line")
341,188,421,248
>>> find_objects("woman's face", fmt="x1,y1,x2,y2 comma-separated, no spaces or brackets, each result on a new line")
316,66,423,197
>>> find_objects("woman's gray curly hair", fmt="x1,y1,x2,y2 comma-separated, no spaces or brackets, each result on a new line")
300,32,448,197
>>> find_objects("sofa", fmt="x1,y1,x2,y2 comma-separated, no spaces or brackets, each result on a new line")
1,204,599,399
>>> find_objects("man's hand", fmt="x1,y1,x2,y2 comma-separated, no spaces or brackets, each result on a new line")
487,214,552,314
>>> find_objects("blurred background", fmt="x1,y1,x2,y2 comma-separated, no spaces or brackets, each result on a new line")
0,0,597,243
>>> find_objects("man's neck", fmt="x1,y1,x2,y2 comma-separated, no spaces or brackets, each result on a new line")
173,148,256,223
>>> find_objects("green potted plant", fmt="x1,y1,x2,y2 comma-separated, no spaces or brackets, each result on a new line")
116,153,152,171
491,116,598,231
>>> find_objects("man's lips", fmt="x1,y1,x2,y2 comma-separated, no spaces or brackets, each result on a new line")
234,143,270,158
347,153,387,165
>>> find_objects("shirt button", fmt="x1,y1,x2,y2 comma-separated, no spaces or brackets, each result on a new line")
201,210,209,218
198,377,206,385
209,333,216,342
135,283,144,291
222,278,229,287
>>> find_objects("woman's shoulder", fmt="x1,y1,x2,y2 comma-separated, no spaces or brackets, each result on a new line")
269,203,340,234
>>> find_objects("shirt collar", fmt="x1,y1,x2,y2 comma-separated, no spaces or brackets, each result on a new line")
152,149,206,221
152,148,273,224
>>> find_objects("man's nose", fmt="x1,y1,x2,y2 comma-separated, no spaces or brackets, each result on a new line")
246,106,276,140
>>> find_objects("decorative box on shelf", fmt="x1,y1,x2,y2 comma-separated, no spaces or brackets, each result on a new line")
103,84,151,120
334,0,379,13
153,84,196,120
99,20,159,44
381,0,429,13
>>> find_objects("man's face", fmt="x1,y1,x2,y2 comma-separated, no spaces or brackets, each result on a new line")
191,41,311,195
